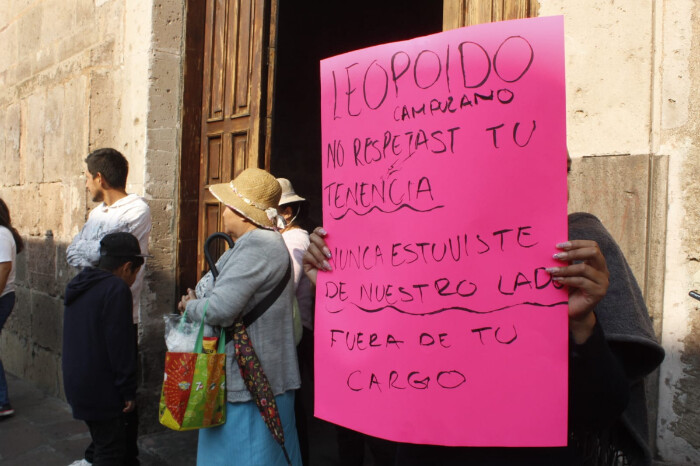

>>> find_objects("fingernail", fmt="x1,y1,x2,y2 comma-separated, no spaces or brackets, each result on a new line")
322,260,333,271
319,228,327,236
323,247,332,258
545,267,559,274
553,252,567,260
556,242,571,249
552,276,564,282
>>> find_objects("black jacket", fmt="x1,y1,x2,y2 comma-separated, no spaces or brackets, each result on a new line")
62,267,137,421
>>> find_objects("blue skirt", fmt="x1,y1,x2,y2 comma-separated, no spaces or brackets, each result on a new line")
197,390,302,466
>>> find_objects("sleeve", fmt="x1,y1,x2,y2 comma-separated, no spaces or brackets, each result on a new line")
0,234,12,291
0,231,12,262
568,317,630,432
66,223,101,267
283,231,309,289
102,283,137,400
125,203,151,255
186,246,270,328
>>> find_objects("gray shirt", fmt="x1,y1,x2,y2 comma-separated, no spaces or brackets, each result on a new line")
186,228,300,403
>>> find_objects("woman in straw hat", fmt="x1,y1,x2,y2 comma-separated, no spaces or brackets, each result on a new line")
178,168,302,465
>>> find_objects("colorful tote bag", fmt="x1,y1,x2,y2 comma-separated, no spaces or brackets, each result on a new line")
159,303,226,431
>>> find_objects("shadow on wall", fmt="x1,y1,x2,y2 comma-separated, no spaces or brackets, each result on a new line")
0,235,172,434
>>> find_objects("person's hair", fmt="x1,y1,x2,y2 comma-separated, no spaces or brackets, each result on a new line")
0,198,24,254
98,255,144,273
282,201,311,232
85,148,129,189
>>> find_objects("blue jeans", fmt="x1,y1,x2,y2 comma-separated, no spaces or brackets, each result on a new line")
0,292,15,406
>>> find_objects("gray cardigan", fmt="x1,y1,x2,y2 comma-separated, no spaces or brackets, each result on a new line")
186,228,301,403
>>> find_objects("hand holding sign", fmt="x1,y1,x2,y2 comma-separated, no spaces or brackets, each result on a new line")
549,240,610,343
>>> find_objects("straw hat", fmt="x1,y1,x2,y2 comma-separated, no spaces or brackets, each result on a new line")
276,178,306,206
209,168,281,229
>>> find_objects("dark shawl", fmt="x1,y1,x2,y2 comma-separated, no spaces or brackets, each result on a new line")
569,212,665,465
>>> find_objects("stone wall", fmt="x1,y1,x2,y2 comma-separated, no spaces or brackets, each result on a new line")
539,0,699,463
0,0,184,433
1,0,700,458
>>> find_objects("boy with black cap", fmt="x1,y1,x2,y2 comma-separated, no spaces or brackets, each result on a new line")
63,232,145,466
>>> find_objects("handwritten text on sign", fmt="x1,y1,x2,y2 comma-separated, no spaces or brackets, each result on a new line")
316,17,568,447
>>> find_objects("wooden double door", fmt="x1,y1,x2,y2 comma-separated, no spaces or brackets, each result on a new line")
177,0,539,290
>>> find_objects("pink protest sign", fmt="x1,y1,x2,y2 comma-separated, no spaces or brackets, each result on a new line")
317,16,568,446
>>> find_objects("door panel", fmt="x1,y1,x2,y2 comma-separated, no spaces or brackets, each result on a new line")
443,0,538,30
196,0,274,277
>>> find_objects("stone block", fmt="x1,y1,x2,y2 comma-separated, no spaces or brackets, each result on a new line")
90,39,116,67
5,286,31,335
152,0,184,54
646,155,669,339
568,154,650,288
145,133,179,199
29,345,61,397
146,199,176,271
0,331,30,378
539,0,653,156
14,244,27,285
12,184,41,236
17,3,42,63
40,0,76,49
74,0,95,28
21,91,46,183
4,102,21,186
64,75,89,185
95,0,125,46
65,178,89,240
149,51,182,130
0,21,18,73
88,70,119,150
43,86,66,182
38,182,65,237
55,25,98,66
55,242,77,299
25,235,58,296
142,269,175,319
31,292,63,353
9,0,38,21
14,55,33,87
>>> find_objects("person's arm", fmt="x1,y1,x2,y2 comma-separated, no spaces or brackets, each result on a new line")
103,282,137,403
568,318,630,430
66,223,102,267
185,246,271,328
0,262,11,293
124,203,151,255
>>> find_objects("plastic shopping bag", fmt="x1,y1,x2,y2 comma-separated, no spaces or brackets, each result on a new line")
159,303,226,431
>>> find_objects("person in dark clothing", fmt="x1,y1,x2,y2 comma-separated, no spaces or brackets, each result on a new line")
301,154,665,465
388,213,664,466
63,232,146,466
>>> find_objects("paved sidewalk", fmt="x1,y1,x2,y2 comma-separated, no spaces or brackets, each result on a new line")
0,373,343,465
0,373,197,465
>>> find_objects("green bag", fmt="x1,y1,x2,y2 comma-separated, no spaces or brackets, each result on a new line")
159,303,226,431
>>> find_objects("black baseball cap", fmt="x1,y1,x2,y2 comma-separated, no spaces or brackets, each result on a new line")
99,232,150,258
